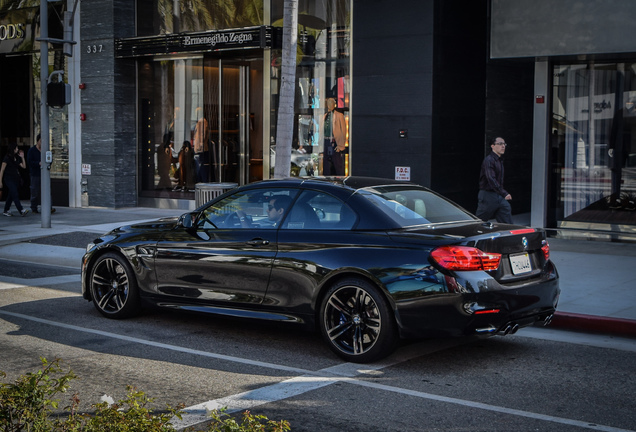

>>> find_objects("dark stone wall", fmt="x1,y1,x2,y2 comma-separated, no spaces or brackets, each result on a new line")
350,0,532,216
430,0,488,212
491,0,636,58
484,59,535,214
80,0,136,207
351,0,434,187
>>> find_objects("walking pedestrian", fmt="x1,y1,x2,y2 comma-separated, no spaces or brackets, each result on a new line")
476,136,513,224
1,142,30,217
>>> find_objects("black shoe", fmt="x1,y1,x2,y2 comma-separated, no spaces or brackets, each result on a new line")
31,209,39,214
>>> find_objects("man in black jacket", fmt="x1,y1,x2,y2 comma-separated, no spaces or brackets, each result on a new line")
476,137,513,224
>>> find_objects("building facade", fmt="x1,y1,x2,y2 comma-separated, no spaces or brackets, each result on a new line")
491,0,636,240
2,0,634,239
0,0,78,207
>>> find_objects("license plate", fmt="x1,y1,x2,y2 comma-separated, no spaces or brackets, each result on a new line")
510,253,532,275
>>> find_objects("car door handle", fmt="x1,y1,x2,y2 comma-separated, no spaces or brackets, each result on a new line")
246,238,270,246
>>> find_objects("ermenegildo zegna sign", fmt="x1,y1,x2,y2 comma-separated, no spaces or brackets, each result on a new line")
115,26,273,58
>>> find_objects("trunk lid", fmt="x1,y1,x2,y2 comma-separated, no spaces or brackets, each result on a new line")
388,221,549,282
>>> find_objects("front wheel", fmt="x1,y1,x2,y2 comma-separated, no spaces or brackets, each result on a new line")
89,252,140,319
319,278,397,363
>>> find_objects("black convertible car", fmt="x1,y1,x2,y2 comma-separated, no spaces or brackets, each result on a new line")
82,177,559,363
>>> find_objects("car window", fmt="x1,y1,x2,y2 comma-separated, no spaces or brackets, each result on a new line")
281,190,357,230
357,185,476,227
197,188,299,230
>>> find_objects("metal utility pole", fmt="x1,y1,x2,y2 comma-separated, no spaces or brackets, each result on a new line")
37,0,76,228
40,0,51,228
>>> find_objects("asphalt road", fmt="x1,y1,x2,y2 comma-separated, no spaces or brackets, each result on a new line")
1,278,636,432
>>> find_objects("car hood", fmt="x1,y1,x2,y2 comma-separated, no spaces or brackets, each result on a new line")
102,216,181,237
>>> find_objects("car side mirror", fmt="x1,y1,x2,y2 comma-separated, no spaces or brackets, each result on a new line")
179,212,197,229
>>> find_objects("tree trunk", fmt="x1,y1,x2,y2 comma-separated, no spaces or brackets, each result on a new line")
273,0,298,178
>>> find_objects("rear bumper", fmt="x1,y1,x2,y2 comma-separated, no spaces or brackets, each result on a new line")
394,264,560,338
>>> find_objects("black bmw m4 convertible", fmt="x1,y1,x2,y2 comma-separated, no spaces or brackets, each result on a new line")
82,177,559,363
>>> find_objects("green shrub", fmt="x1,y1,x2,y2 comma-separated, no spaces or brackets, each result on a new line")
0,357,76,432
0,358,290,432
207,409,290,432
57,385,180,432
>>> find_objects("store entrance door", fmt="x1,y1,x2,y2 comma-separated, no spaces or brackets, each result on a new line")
203,59,261,186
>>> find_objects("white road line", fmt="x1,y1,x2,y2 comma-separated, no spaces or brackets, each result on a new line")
517,327,636,352
349,379,635,432
1,310,633,432
175,371,636,432
0,275,80,288
173,375,339,429
0,310,315,376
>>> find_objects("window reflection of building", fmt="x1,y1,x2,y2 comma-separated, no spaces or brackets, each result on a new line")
134,1,352,201
270,5,352,177
552,63,636,230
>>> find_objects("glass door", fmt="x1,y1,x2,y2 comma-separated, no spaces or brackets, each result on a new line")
551,62,636,231
139,56,262,198
204,60,255,185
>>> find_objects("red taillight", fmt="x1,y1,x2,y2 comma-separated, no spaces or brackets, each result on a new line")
541,240,550,261
510,228,535,235
430,246,501,271
474,308,501,315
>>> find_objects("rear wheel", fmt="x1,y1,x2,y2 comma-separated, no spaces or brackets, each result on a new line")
319,278,397,363
89,252,140,319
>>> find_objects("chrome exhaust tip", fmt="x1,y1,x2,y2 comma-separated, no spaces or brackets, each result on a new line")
501,324,513,335
475,326,498,334
543,314,554,326
510,324,520,334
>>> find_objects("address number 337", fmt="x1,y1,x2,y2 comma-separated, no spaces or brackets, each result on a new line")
86,44,104,54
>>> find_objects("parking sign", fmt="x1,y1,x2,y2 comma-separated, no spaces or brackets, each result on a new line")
395,166,410,181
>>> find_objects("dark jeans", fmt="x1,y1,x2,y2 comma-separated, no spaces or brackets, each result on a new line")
323,138,345,176
194,153,210,183
476,189,512,224
3,178,24,213
30,175,40,211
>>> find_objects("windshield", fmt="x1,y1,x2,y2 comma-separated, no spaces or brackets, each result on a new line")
357,185,478,227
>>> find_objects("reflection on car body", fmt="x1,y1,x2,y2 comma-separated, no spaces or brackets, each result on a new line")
81,176,559,363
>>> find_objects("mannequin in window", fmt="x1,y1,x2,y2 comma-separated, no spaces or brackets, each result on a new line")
177,141,196,191
320,97,346,175
193,108,209,183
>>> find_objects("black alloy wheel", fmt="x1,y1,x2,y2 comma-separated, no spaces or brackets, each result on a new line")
89,252,140,319
320,278,397,363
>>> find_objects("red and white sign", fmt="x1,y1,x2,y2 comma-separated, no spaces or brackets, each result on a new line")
82,164,91,175
395,166,410,181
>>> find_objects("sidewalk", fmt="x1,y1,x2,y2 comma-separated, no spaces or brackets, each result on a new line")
1,204,635,338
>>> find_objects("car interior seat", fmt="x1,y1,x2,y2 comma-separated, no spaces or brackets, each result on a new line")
285,202,321,229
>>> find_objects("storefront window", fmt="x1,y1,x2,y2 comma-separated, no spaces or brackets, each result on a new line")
139,57,204,195
551,63,636,230
269,0,351,177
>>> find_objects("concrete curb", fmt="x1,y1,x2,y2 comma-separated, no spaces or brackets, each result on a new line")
551,312,636,338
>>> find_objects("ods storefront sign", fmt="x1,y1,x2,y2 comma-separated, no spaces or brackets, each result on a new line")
0,23,25,41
